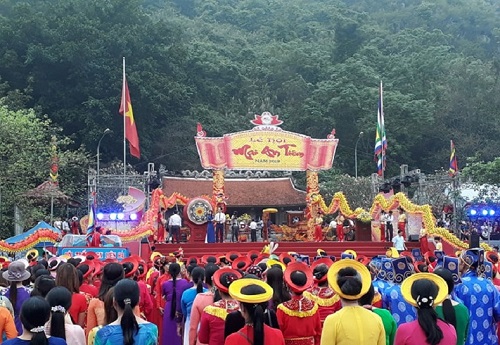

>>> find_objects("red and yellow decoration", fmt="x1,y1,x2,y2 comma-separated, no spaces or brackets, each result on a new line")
195,113,338,171
306,191,490,251
114,189,190,242
0,228,59,253
212,169,227,211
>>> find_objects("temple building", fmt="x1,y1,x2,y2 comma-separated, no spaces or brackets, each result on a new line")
161,174,306,225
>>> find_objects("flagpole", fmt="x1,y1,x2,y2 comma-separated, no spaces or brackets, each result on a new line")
380,80,385,180
122,57,127,194
451,139,458,235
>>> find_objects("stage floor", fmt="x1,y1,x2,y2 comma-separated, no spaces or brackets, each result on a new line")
154,240,419,259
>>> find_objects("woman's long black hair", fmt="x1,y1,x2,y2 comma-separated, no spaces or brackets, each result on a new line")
8,281,17,310
114,279,140,345
204,263,219,288
204,264,219,302
411,279,444,345
433,268,457,328
98,263,124,300
192,266,205,294
46,286,72,340
20,296,51,345
169,263,181,320
239,285,269,345
266,267,290,310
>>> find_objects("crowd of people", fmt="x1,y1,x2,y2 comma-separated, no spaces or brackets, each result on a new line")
0,244,498,345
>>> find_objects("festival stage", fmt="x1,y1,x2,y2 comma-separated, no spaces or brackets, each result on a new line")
155,240,420,259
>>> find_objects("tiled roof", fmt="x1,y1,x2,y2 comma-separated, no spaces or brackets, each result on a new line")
162,177,306,207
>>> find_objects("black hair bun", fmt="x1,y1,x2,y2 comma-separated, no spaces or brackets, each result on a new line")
336,267,362,296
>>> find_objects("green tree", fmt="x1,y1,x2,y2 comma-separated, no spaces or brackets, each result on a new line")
462,157,500,186
0,102,89,237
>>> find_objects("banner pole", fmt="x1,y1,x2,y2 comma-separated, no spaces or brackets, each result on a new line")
122,57,126,194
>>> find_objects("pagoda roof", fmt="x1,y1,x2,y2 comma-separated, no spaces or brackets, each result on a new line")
162,176,306,207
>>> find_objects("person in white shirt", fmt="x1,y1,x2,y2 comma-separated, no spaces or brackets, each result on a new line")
168,210,182,243
392,230,407,253
53,218,62,231
213,208,226,243
249,219,258,242
257,219,264,238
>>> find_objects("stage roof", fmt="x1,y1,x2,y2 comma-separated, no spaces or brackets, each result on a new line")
162,177,306,207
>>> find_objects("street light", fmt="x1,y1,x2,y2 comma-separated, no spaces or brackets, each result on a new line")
96,128,112,207
354,131,364,178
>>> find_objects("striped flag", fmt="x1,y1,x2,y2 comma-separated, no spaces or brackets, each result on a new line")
374,81,387,176
86,204,96,246
449,140,458,177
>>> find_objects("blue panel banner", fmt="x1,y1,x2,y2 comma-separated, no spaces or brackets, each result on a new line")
56,247,130,260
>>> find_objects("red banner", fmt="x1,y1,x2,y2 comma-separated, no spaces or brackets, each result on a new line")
195,113,338,171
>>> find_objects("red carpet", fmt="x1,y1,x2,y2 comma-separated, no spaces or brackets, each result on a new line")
154,241,419,259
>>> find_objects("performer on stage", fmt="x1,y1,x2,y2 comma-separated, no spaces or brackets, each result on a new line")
206,210,215,244
385,211,394,242
379,210,386,242
277,263,322,345
168,211,182,244
90,227,103,247
157,208,166,244
214,208,226,243
335,213,345,242
314,213,323,242
231,212,239,243
397,208,407,239
71,216,80,235
419,224,430,255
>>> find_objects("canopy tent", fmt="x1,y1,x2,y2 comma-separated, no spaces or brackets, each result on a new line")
24,180,81,207
4,221,61,247
23,180,82,225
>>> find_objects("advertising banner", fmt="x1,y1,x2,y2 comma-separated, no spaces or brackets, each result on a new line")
57,247,130,260
195,113,338,171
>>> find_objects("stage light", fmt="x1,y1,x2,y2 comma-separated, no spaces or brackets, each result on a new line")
129,213,138,221
482,209,488,216
489,210,496,216
117,213,125,220
109,213,117,220
470,209,477,216
96,213,104,220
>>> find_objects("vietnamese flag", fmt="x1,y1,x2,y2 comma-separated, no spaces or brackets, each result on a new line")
119,77,140,159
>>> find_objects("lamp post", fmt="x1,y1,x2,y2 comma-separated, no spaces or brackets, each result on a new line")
355,131,364,178
96,128,112,207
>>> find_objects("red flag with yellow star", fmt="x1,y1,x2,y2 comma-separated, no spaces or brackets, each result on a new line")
119,77,140,159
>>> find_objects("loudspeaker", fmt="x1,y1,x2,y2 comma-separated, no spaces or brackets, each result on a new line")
470,233,480,248
408,235,419,242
